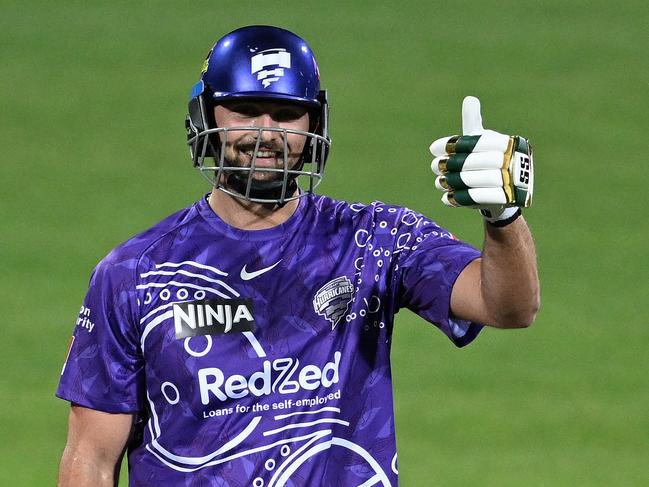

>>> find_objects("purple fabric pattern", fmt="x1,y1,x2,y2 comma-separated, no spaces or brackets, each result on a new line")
57,194,482,486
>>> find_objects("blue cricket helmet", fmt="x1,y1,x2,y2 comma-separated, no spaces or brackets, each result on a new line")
200,25,322,108
186,25,331,204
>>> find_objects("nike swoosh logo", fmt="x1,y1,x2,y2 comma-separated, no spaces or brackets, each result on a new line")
240,259,282,281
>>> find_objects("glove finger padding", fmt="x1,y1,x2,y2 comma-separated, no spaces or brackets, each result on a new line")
431,134,533,208
442,188,510,208
431,151,506,175
429,131,510,157
436,169,505,191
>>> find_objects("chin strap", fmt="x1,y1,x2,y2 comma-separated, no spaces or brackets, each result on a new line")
224,172,298,204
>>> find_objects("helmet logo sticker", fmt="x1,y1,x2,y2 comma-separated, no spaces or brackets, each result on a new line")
251,48,291,88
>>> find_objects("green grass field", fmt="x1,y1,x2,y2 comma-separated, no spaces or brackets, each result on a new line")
2,0,648,485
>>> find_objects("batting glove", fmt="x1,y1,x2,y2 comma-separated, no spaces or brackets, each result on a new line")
429,96,533,226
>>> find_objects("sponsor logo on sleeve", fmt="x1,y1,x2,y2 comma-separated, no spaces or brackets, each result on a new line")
313,276,354,329
173,298,256,339
76,305,95,333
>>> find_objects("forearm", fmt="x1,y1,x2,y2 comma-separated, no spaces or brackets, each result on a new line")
480,215,540,327
58,446,119,487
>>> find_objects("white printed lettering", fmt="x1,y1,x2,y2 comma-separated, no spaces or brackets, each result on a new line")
197,352,341,404
233,305,254,324
205,305,223,327
198,368,226,404
321,352,341,387
75,310,96,334
249,362,271,396
174,304,195,332
174,303,254,336
225,374,248,399
299,365,322,390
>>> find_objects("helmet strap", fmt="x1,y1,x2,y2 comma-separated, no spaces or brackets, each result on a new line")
224,172,298,203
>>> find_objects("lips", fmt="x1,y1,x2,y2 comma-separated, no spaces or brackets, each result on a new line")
241,149,284,167
244,149,281,159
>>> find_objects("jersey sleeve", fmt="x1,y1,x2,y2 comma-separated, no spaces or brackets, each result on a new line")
56,254,145,413
393,214,483,347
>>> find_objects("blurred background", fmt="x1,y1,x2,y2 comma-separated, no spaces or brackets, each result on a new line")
2,0,647,484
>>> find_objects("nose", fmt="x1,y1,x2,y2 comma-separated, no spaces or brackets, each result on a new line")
252,113,280,144
253,113,276,128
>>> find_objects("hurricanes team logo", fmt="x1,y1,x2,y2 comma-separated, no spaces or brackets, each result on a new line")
251,48,291,88
313,276,354,329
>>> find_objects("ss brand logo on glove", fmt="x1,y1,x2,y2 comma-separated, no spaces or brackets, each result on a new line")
429,96,534,211
518,155,531,184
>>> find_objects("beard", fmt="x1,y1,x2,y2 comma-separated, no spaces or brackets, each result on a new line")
212,134,306,201
221,135,304,182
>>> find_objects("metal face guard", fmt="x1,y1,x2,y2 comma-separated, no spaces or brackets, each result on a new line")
188,126,331,204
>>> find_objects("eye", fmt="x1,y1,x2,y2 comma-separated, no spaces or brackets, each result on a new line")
230,103,262,118
274,107,307,122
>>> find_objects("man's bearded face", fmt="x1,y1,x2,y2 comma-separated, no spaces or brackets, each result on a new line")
214,101,310,183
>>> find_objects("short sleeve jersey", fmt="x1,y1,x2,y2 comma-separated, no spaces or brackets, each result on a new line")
57,194,482,486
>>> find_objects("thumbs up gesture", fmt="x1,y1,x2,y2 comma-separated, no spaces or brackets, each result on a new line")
429,97,534,221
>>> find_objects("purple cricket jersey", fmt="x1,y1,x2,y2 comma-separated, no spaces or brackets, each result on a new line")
57,193,482,486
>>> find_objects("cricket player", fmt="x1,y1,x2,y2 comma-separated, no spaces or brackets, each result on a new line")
57,25,539,486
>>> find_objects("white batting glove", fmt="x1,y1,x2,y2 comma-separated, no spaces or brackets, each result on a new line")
429,96,534,225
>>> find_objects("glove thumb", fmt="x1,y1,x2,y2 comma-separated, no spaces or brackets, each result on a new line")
462,96,484,136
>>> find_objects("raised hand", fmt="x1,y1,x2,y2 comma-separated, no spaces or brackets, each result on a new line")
429,96,533,219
